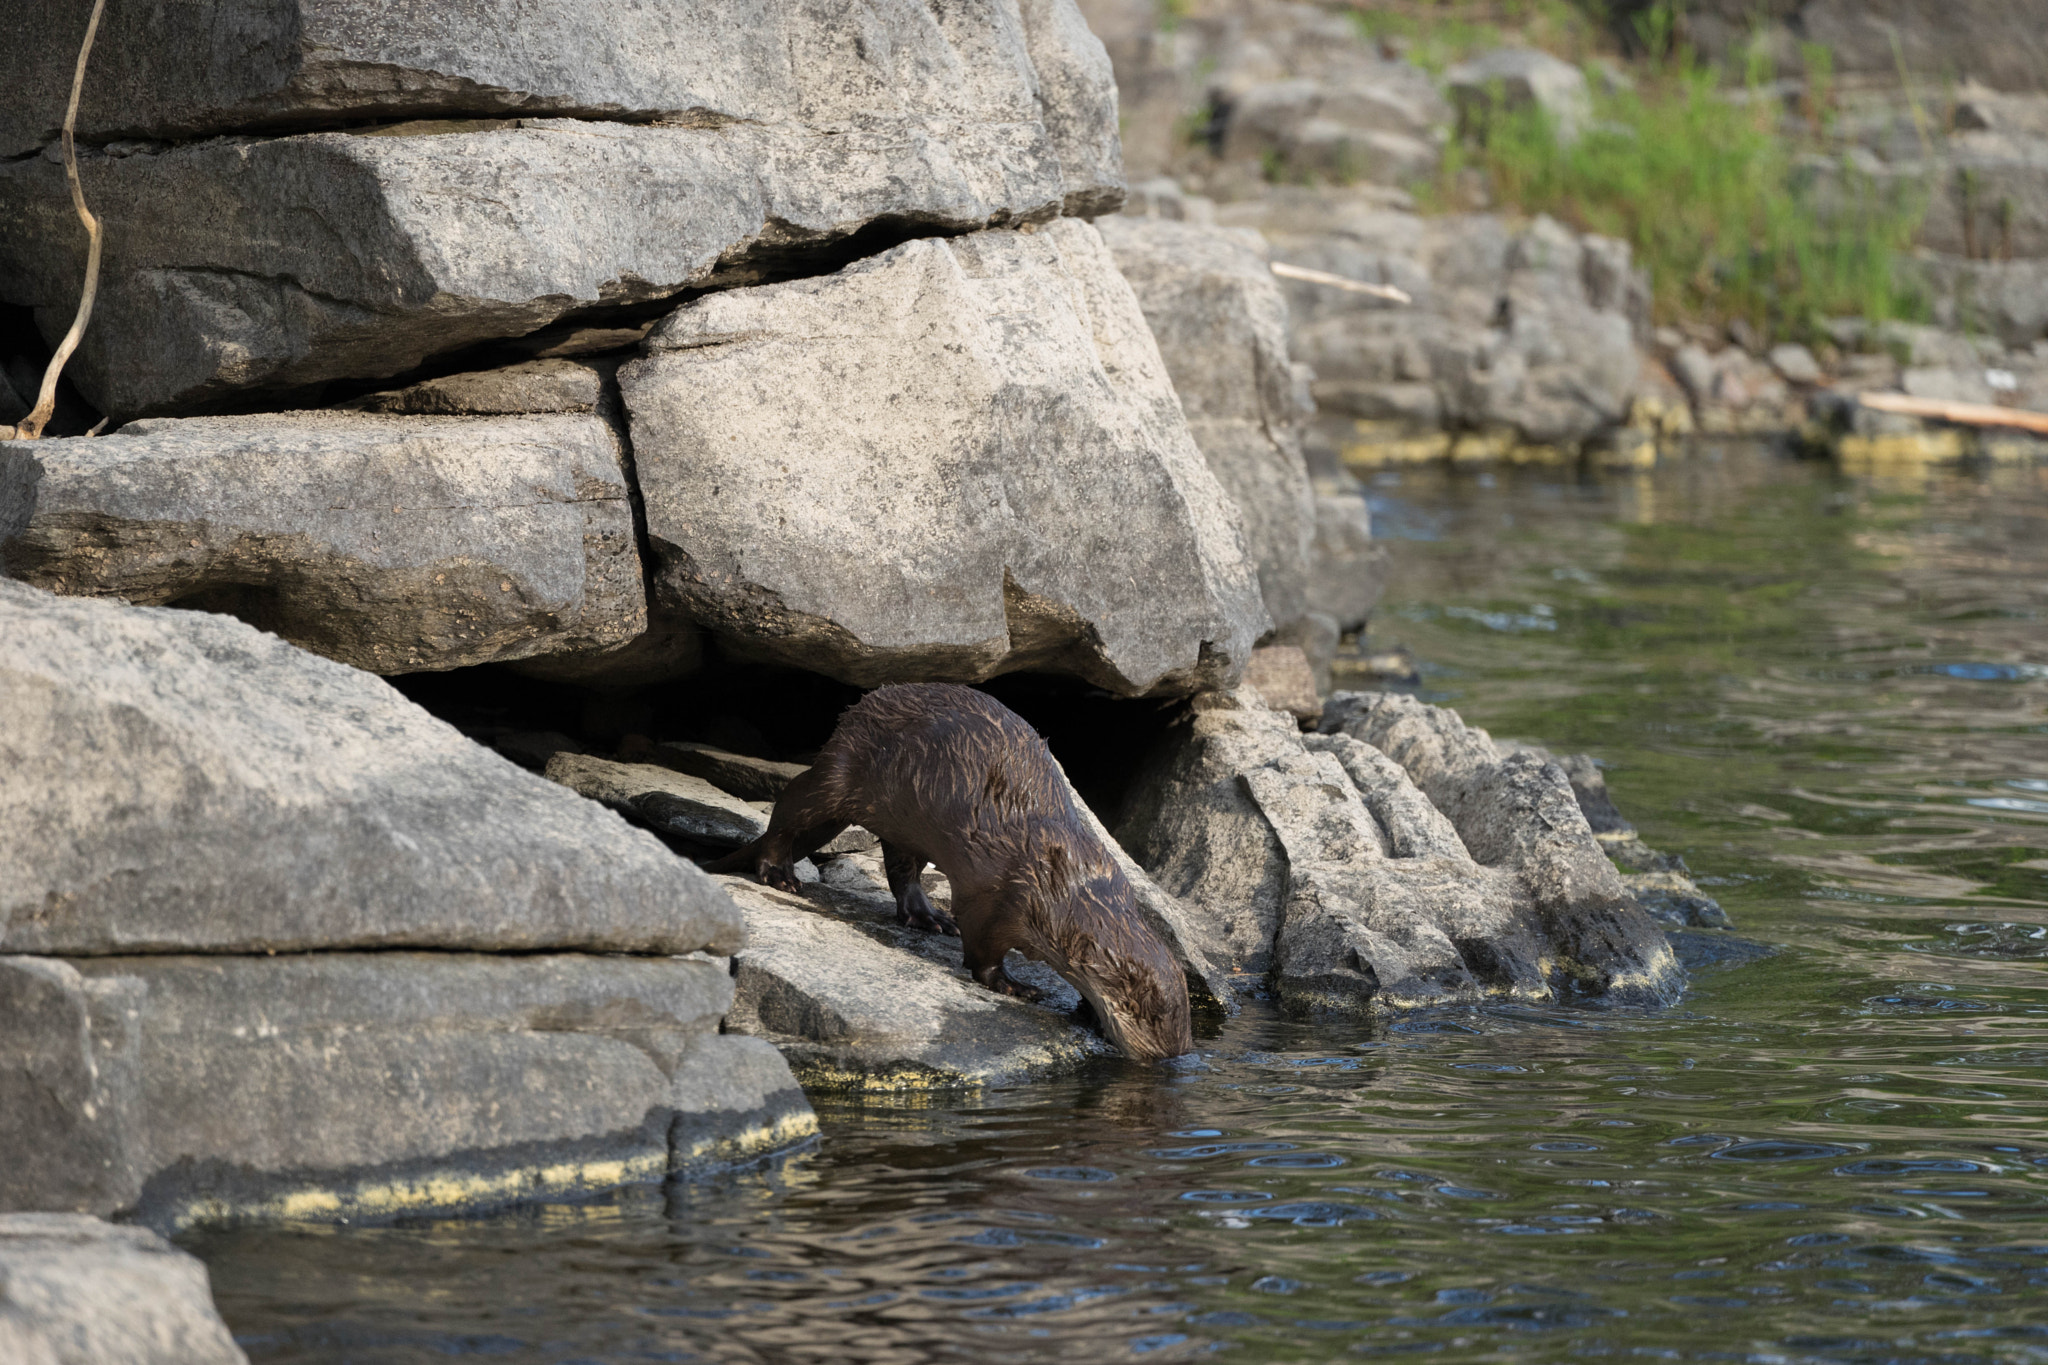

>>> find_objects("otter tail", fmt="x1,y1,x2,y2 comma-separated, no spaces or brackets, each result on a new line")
699,839,761,875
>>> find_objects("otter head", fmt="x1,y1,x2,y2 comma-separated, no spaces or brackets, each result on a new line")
1049,871,1196,1062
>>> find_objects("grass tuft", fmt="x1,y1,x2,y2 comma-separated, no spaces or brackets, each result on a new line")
1421,42,1928,343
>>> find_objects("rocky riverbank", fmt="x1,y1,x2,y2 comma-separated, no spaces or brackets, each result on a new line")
1077,0,2048,473
0,11,1720,1351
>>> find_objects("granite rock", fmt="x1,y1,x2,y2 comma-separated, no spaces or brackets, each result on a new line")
1243,199,1647,448
0,119,1070,419
1,411,644,674
0,0,1123,180
0,581,740,956
0,1213,246,1365
1097,214,1319,634
338,358,608,416
1118,687,1683,1014
623,219,1267,696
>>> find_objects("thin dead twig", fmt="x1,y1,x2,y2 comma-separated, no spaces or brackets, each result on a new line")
1269,260,1413,305
5,0,108,442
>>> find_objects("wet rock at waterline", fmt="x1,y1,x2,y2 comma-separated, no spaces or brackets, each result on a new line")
1120,688,1683,1015
0,121,1073,420
0,1214,248,1365
1,411,644,674
0,581,739,956
0,952,812,1229
625,219,1268,697
1505,745,1731,930
720,875,1114,1088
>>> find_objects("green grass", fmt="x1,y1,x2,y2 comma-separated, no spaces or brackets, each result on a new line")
1348,0,1603,75
1419,30,1929,342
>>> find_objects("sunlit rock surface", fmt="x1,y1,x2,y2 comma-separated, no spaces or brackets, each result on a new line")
624,219,1268,697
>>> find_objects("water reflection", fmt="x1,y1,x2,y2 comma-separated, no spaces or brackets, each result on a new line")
193,444,2048,1363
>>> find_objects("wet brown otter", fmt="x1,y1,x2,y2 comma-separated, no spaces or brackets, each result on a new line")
705,683,1195,1060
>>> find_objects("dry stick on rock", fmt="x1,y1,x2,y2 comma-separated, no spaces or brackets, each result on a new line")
1269,260,1413,305
5,0,108,442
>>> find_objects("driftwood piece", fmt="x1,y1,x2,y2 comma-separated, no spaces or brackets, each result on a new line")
1858,391,2048,435
4,0,105,442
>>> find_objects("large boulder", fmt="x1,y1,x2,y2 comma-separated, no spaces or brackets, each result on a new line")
1097,214,1319,635
0,952,813,1229
0,580,739,955
0,1214,246,1365
1119,688,1682,1015
622,218,1268,696
1,411,644,674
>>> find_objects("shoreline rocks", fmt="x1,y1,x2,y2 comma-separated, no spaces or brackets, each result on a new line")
1119,686,1683,1017
0,1213,248,1364
0,582,815,1231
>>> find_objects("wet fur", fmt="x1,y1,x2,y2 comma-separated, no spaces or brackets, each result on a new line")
705,683,1195,1060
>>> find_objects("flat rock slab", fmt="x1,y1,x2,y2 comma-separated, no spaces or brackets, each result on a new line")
339,358,609,416
0,581,741,956
0,1213,247,1365
625,219,1267,697
1,411,643,674
0,118,1075,419
653,742,810,803
544,752,769,848
719,870,1112,1089
0,0,1121,216
0,952,813,1230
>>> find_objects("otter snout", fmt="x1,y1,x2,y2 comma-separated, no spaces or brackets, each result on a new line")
1065,954,1195,1061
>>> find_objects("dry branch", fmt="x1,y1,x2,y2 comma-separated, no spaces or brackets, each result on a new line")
4,0,107,442
1857,391,2048,435
1269,260,1413,305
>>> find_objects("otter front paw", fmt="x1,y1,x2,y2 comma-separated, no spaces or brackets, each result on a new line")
896,886,960,936
973,964,1043,1002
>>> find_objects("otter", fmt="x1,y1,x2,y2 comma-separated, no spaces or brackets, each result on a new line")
705,683,1194,1060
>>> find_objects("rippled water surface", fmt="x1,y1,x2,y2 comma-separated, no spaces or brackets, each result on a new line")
192,444,2048,1363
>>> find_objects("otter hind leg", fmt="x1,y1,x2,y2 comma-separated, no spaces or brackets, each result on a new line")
709,764,851,894
881,840,959,936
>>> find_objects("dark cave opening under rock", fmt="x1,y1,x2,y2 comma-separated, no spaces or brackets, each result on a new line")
385,650,1187,831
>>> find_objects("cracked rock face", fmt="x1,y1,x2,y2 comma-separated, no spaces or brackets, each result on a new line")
1120,687,1682,1016
0,580,740,956
623,219,1269,696
0,117,1076,420
1,411,644,674
0,1213,247,1365
2,0,1119,194
0,0,1124,417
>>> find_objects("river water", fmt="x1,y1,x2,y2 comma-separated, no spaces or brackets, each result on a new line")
190,441,2048,1364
